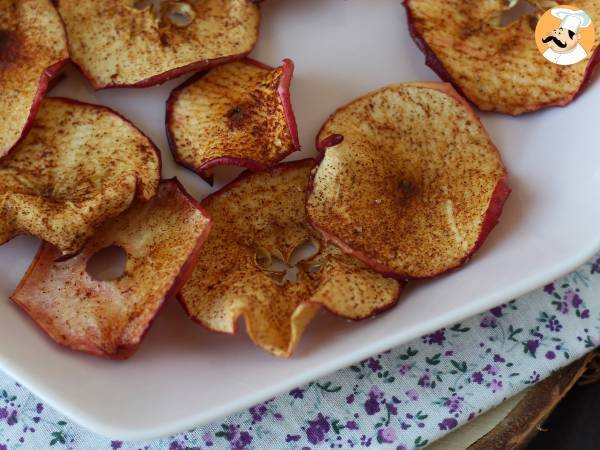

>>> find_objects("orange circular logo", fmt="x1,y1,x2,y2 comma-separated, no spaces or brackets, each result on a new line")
535,5,595,65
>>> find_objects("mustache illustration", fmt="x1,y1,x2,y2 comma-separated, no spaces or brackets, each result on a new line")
542,35,567,48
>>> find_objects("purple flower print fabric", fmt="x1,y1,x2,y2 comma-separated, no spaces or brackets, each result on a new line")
1,253,599,449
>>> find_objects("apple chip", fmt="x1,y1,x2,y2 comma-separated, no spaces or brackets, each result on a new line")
179,160,402,357
306,83,510,279
11,180,211,359
0,0,68,159
57,0,260,88
167,58,300,183
0,97,161,254
404,0,600,114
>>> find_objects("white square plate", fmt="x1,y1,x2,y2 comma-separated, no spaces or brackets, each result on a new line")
1,0,599,441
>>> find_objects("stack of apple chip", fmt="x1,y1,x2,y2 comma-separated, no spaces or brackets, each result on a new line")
1,0,515,359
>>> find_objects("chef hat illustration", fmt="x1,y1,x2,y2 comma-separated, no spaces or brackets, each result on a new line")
551,8,592,33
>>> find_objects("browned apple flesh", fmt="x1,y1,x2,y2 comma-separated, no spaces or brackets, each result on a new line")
57,0,260,88
0,0,68,158
167,58,299,183
179,160,402,357
0,98,161,254
306,83,510,279
404,0,600,115
11,179,211,359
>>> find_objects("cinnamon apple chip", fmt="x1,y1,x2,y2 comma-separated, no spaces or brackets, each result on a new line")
11,180,211,359
167,59,299,183
404,0,600,114
0,0,68,159
0,98,161,255
57,0,260,88
179,160,402,357
306,83,510,279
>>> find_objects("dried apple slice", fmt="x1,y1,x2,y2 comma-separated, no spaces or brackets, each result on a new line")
179,160,402,357
0,0,68,159
11,180,211,359
0,97,161,255
306,83,510,279
404,0,600,114
167,58,299,184
57,0,260,89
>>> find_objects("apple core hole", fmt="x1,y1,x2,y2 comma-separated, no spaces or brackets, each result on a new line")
289,240,320,266
270,257,288,273
254,240,321,284
283,266,300,284
497,0,537,27
132,0,156,11
86,246,128,281
131,0,196,27
165,3,196,27
255,248,272,269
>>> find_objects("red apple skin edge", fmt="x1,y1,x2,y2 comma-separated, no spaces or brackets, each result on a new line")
402,0,600,115
0,58,68,160
307,82,512,280
166,58,301,185
9,178,208,360
277,59,301,149
80,53,255,90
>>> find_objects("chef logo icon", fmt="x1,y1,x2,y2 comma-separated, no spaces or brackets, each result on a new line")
535,5,595,65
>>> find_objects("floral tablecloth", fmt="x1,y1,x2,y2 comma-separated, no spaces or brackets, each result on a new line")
1,253,599,450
